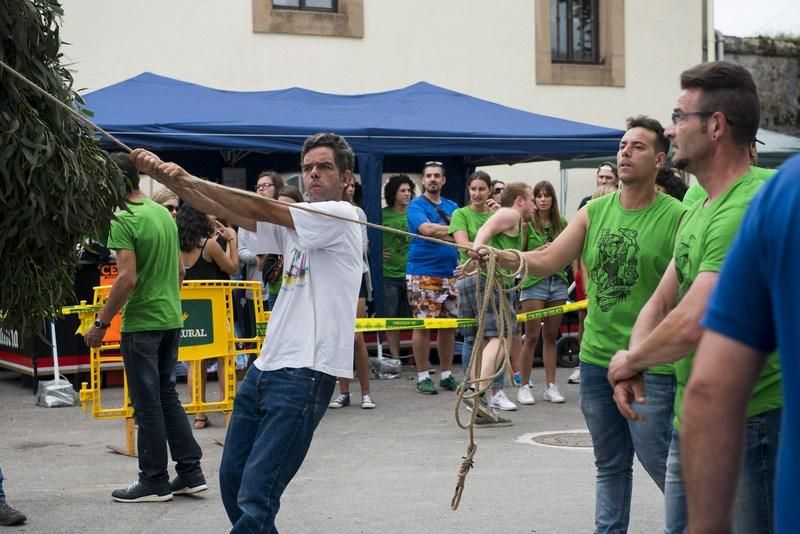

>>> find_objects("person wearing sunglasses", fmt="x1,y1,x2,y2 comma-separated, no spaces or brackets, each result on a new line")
406,161,460,395
490,179,506,206
152,188,179,220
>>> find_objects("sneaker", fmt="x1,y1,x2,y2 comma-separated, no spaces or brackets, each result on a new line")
474,411,513,427
416,377,437,394
170,474,208,496
0,501,26,526
543,383,566,403
361,393,376,409
489,390,517,411
439,375,460,391
568,367,581,384
516,384,536,405
328,393,351,408
111,480,172,503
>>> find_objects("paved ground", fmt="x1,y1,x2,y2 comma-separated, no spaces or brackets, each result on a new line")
0,367,665,533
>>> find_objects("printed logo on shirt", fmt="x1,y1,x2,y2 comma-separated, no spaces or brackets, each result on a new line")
283,248,309,288
591,227,640,312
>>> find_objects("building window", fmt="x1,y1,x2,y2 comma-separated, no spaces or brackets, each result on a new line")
272,0,337,13
551,0,598,64
253,0,362,38
535,0,625,87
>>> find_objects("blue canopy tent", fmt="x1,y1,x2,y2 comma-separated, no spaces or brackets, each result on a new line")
84,72,623,311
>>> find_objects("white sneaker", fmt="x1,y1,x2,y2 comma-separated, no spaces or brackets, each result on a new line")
516,384,536,405
543,383,565,403
568,367,581,384
489,390,517,411
361,394,376,409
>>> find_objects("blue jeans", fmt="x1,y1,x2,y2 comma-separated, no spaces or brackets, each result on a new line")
219,366,336,533
579,362,675,534
664,408,781,534
120,329,203,487
0,465,5,502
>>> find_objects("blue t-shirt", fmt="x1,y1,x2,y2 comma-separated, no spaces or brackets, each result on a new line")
702,154,800,534
405,195,458,277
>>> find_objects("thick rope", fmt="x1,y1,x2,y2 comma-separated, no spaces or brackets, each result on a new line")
1,58,532,511
451,248,527,510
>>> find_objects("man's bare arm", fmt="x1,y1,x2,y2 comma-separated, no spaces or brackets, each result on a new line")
84,249,137,348
486,207,588,277
131,149,293,231
682,330,766,534
473,208,518,248
418,222,453,239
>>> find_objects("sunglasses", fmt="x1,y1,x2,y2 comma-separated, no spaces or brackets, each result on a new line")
493,188,504,194
424,161,443,167
165,205,178,212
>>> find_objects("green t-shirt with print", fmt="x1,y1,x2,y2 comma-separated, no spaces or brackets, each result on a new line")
581,191,686,372
672,171,782,429
448,206,492,263
382,206,410,279
107,198,183,333
520,217,569,289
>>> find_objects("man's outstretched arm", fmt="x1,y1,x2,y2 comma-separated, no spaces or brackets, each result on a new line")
130,149,294,231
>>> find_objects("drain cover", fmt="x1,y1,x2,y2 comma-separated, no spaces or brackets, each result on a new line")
516,430,593,449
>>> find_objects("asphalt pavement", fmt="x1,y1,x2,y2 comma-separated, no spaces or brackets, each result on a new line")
0,367,665,533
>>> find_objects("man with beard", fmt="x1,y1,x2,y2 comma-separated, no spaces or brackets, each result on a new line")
406,162,460,395
607,61,782,533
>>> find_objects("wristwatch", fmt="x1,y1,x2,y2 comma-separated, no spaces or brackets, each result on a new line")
94,318,111,329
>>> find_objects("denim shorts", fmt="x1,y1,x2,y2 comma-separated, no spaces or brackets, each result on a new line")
456,274,516,341
383,277,411,318
520,276,568,303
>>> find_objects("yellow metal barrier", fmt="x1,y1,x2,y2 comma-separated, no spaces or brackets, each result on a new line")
61,280,266,455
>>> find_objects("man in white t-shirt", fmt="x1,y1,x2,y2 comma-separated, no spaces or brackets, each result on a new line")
131,132,362,533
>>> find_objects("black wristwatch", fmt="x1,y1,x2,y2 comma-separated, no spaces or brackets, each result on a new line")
94,318,111,329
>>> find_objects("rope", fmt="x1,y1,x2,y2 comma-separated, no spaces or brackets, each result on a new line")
451,248,527,510
1,58,532,510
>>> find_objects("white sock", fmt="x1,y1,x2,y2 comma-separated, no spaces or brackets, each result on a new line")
417,371,430,382
440,370,452,380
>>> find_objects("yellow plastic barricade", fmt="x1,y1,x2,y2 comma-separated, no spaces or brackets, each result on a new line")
62,280,266,456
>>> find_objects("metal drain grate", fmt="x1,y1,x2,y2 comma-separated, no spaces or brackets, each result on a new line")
516,430,593,449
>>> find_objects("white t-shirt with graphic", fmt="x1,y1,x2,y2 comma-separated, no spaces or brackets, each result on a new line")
254,201,361,378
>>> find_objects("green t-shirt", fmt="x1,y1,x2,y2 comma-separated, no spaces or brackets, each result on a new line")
448,206,492,263
488,220,524,284
581,191,686,371
672,171,782,429
381,206,410,279
520,217,569,289
682,166,775,208
107,198,183,333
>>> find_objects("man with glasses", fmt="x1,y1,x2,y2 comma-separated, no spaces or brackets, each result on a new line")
406,161,460,394
607,61,782,533
490,179,505,206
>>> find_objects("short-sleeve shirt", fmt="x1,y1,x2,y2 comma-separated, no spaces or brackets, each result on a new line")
672,170,782,429
255,201,362,378
406,195,459,278
381,207,410,279
702,155,799,533
448,206,492,264
107,198,183,333
581,191,686,371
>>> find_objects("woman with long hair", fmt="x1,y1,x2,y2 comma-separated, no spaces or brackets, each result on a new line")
450,171,519,412
517,180,568,406
177,205,240,428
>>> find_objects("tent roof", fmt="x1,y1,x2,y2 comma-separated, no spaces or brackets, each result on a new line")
83,72,622,161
